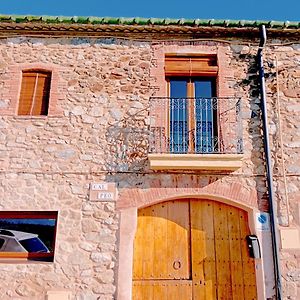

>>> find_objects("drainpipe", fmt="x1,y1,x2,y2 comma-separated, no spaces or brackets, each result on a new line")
257,24,282,300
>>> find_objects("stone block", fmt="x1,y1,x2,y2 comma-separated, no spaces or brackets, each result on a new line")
46,290,72,300
0,99,9,108
280,228,300,249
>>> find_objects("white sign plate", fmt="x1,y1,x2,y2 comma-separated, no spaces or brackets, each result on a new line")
89,182,117,201
97,192,114,201
256,212,270,231
91,183,108,191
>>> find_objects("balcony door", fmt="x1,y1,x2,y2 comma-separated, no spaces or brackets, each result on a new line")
168,78,217,153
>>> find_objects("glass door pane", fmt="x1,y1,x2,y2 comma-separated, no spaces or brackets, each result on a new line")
194,80,215,153
170,79,188,153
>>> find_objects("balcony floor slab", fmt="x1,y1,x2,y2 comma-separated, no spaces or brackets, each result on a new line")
148,153,243,171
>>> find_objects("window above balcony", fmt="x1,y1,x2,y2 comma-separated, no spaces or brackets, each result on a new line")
148,54,243,171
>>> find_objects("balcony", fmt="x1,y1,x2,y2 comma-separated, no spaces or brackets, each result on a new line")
148,97,243,171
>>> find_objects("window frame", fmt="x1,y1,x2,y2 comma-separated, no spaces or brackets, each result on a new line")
0,211,58,261
166,75,218,153
0,63,63,117
18,69,52,116
164,54,219,154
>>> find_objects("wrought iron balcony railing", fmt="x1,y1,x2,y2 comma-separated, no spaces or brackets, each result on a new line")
149,97,243,154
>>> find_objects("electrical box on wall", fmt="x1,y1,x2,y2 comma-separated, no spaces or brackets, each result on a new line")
246,235,261,259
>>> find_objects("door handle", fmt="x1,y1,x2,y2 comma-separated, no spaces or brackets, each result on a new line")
173,260,181,270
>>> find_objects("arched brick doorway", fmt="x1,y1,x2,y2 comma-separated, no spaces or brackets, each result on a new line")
116,183,268,300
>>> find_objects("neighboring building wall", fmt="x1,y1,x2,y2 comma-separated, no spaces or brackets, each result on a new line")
0,34,299,300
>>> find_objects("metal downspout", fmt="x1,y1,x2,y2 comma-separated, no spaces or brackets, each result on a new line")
257,25,282,300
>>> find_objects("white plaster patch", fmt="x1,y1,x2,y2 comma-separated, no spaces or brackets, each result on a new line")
280,228,300,249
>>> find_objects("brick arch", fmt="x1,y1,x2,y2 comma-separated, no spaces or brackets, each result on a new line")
2,62,64,116
117,181,259,211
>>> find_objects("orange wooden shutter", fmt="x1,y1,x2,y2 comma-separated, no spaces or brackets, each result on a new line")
32,73,51,115
18,71,51,116
165,55,218,76
18,72,36,115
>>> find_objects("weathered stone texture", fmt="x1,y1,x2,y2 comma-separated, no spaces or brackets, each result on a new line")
0,38,150,299
0,35,299,299
268,45,300,299
0,39,151,175
0,172,118,299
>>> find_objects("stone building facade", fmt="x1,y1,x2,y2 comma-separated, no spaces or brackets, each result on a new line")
0,16,299,300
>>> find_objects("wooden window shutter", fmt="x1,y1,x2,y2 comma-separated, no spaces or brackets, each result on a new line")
165,54,218,76
18,71,51,116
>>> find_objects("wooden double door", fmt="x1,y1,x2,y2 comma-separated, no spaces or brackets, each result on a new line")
132,199,257,300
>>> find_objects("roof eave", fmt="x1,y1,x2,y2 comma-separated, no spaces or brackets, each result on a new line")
0,22,299,40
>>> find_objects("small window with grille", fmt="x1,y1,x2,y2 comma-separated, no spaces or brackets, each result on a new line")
18,70,52,116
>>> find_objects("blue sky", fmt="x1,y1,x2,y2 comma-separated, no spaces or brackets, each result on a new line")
0,0,299,21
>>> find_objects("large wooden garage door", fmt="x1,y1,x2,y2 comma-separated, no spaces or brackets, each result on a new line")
132,199,257,300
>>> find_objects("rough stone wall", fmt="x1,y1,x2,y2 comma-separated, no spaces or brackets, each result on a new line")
0,37,151,300
147,41,269,209
263,44,300,300
0,34,299,300
0,173,117,300
231,42,300,299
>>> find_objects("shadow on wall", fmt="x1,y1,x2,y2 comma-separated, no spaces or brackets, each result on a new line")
104,100,229,193
234,52,270,212
105,106,150,173
235,52,277,299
